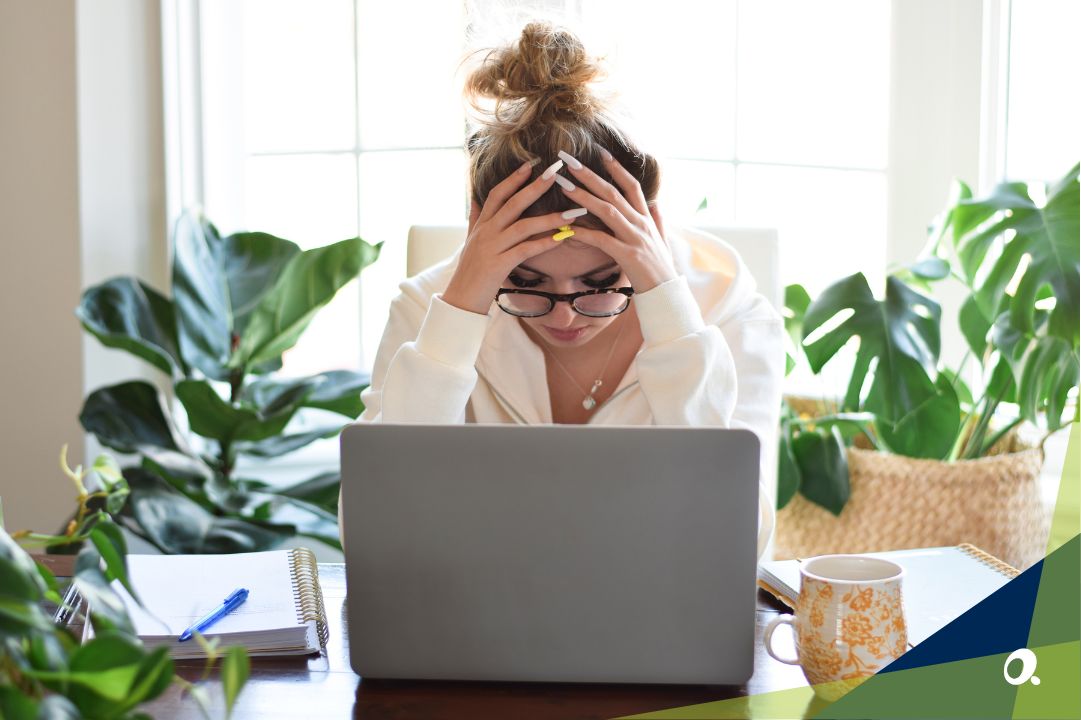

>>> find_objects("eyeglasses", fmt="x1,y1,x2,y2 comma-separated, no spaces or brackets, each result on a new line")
495,287,635,318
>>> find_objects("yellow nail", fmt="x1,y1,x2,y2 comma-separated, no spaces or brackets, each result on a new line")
552,225,575,242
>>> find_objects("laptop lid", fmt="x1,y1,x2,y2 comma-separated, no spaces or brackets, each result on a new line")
341,423,760,684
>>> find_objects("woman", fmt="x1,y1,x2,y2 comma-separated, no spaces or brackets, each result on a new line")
350,22,784,559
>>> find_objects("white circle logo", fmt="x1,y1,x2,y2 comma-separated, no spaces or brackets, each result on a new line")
1003,648,1040,686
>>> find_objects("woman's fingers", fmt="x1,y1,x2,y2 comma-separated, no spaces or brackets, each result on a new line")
558,226,628,262
491,159,564,230
598,151,651,217
501,211,584,249
558,150,649,223
476,159,536,226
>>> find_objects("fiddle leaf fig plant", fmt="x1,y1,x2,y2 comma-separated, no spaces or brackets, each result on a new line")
1,447,249,719
77,211,382,553
781,163,1080,515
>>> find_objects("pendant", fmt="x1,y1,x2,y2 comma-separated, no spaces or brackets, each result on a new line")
582,379,603,411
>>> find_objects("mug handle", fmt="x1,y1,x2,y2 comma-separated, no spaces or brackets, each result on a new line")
764,614,801,665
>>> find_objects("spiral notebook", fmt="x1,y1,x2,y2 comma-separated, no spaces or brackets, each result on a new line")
89,548,329,659
757,544,1019,648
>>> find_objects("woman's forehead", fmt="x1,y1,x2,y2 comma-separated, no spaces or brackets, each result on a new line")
515,240,616,276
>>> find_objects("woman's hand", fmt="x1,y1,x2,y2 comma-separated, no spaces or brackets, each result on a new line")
442,159,580,315
555,150,678,293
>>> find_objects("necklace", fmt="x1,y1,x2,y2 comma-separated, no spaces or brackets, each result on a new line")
541,318,628,411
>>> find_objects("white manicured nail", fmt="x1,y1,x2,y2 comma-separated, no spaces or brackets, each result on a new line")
561,207,588,220
553,174,576,191
557,150,583,170
541,159,564,180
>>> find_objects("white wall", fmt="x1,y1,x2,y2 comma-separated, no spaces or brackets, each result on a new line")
0,0,167,535
0,1,85,535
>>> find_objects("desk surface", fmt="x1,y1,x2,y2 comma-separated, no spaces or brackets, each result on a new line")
39,558,809,719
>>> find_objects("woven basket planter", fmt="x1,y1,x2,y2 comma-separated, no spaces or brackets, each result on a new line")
775,399,1050,571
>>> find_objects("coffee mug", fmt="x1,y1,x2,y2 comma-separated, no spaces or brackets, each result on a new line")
764,554,908,700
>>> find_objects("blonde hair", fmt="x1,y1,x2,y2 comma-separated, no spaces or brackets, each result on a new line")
460,20,660,231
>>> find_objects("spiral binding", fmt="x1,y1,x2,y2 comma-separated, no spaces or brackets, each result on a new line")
958,543,1019,578
289,547,329,648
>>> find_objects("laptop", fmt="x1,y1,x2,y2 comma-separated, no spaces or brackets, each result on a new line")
340,423,760,685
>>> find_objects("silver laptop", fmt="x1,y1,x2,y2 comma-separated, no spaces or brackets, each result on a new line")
340,423,760,684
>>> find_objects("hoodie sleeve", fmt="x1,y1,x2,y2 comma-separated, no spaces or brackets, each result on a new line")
633,274,785,561
356,289,491,424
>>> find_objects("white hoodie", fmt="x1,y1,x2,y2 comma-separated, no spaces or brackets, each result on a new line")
350,226,785,559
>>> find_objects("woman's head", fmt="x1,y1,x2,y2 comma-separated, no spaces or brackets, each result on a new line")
462,21,660,347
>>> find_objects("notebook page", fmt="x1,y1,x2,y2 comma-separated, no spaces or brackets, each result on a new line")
118,551,303,640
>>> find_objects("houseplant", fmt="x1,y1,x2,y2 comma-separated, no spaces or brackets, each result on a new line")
77,212,381,554
1,447,249,718
776,163,1079,569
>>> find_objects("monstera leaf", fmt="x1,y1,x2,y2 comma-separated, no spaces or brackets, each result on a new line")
802,273,941,418
941,164,1080,345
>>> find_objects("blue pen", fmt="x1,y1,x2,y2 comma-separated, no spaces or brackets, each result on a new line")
178,588,250,642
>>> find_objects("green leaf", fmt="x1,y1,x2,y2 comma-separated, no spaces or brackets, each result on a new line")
1016,336,1079,429
268,497,342,550
697,196,708,212
122,646,174,711
792,426,850,516
957,166,1079,345
231,237,382,371
77,277,185,377
296,370,371,417
777,432,801,510
908,256,950,280
79,381,184,453
124,468,291,554
223,232,303,338
176,379,300,443
783,283,812,348
222,645,250,718
172,212,233,379
959,294,992,358
872,361,962,460
803,273,941,420
277,471,341,513
0,686,40,720
73,547,134,635
90,519,139,604
234,426,344,459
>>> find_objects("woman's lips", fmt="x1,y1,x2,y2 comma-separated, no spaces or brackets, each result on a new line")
543,325,588,341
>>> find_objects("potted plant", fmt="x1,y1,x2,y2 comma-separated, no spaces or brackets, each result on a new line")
775,163,1079,570
1,448,249,718
76,212,381,554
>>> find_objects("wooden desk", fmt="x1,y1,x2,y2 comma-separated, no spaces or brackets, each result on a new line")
39,559,809,719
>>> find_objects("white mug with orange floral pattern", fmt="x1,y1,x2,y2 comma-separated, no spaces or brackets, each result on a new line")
764,554,908,700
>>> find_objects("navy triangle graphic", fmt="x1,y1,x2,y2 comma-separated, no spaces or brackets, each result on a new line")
879,549,1046,673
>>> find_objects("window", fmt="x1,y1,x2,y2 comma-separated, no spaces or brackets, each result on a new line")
1001,0,1079,184
191,0,892,391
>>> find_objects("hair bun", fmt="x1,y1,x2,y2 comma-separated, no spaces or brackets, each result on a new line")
464,21,608,128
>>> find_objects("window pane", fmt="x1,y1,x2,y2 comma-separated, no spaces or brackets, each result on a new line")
656,159,735,228
242,0,356,153
358,149,469,367
578,1,737,159
242,154,361,377
735,164,886,295
1005,0,1081,182
737,0,890,169
357,0,466,149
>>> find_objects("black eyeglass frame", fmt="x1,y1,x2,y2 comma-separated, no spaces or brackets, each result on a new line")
494,287,635,318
